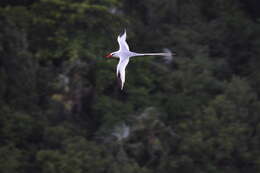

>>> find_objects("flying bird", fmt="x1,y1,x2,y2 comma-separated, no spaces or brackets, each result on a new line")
105,30,175,90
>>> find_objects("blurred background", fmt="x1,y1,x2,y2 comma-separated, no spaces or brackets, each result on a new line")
1,0,260,172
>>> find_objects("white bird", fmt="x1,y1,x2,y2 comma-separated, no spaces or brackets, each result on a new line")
105,30,175,90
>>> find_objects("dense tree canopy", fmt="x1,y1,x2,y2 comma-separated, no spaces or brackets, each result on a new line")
0,0,260,172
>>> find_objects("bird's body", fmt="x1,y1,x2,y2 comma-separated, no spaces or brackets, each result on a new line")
106,30,173,90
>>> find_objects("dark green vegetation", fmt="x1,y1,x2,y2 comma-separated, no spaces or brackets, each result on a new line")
1,0,260,172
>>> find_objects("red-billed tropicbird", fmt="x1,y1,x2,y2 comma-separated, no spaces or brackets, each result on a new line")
105,30,175,90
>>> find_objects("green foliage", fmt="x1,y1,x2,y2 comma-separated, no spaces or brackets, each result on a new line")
37,137,112,173
0,0,260,172
0,145,22,173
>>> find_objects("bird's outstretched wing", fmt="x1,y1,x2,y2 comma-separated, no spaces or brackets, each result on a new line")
117,29,129,51
116,57,130,90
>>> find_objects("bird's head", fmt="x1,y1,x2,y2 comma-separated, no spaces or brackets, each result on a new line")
105,52,118,58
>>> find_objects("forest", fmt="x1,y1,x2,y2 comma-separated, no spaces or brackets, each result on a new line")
0,0,260,172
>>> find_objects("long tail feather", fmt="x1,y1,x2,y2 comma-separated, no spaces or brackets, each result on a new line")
137,53,171,56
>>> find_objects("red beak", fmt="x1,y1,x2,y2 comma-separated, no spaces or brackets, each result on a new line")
105,53,112,58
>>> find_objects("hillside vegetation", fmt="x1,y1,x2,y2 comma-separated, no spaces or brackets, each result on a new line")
1,0,260,172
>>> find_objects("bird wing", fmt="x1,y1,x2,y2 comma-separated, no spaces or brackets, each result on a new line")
116,57,130,90
117,30,130,51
